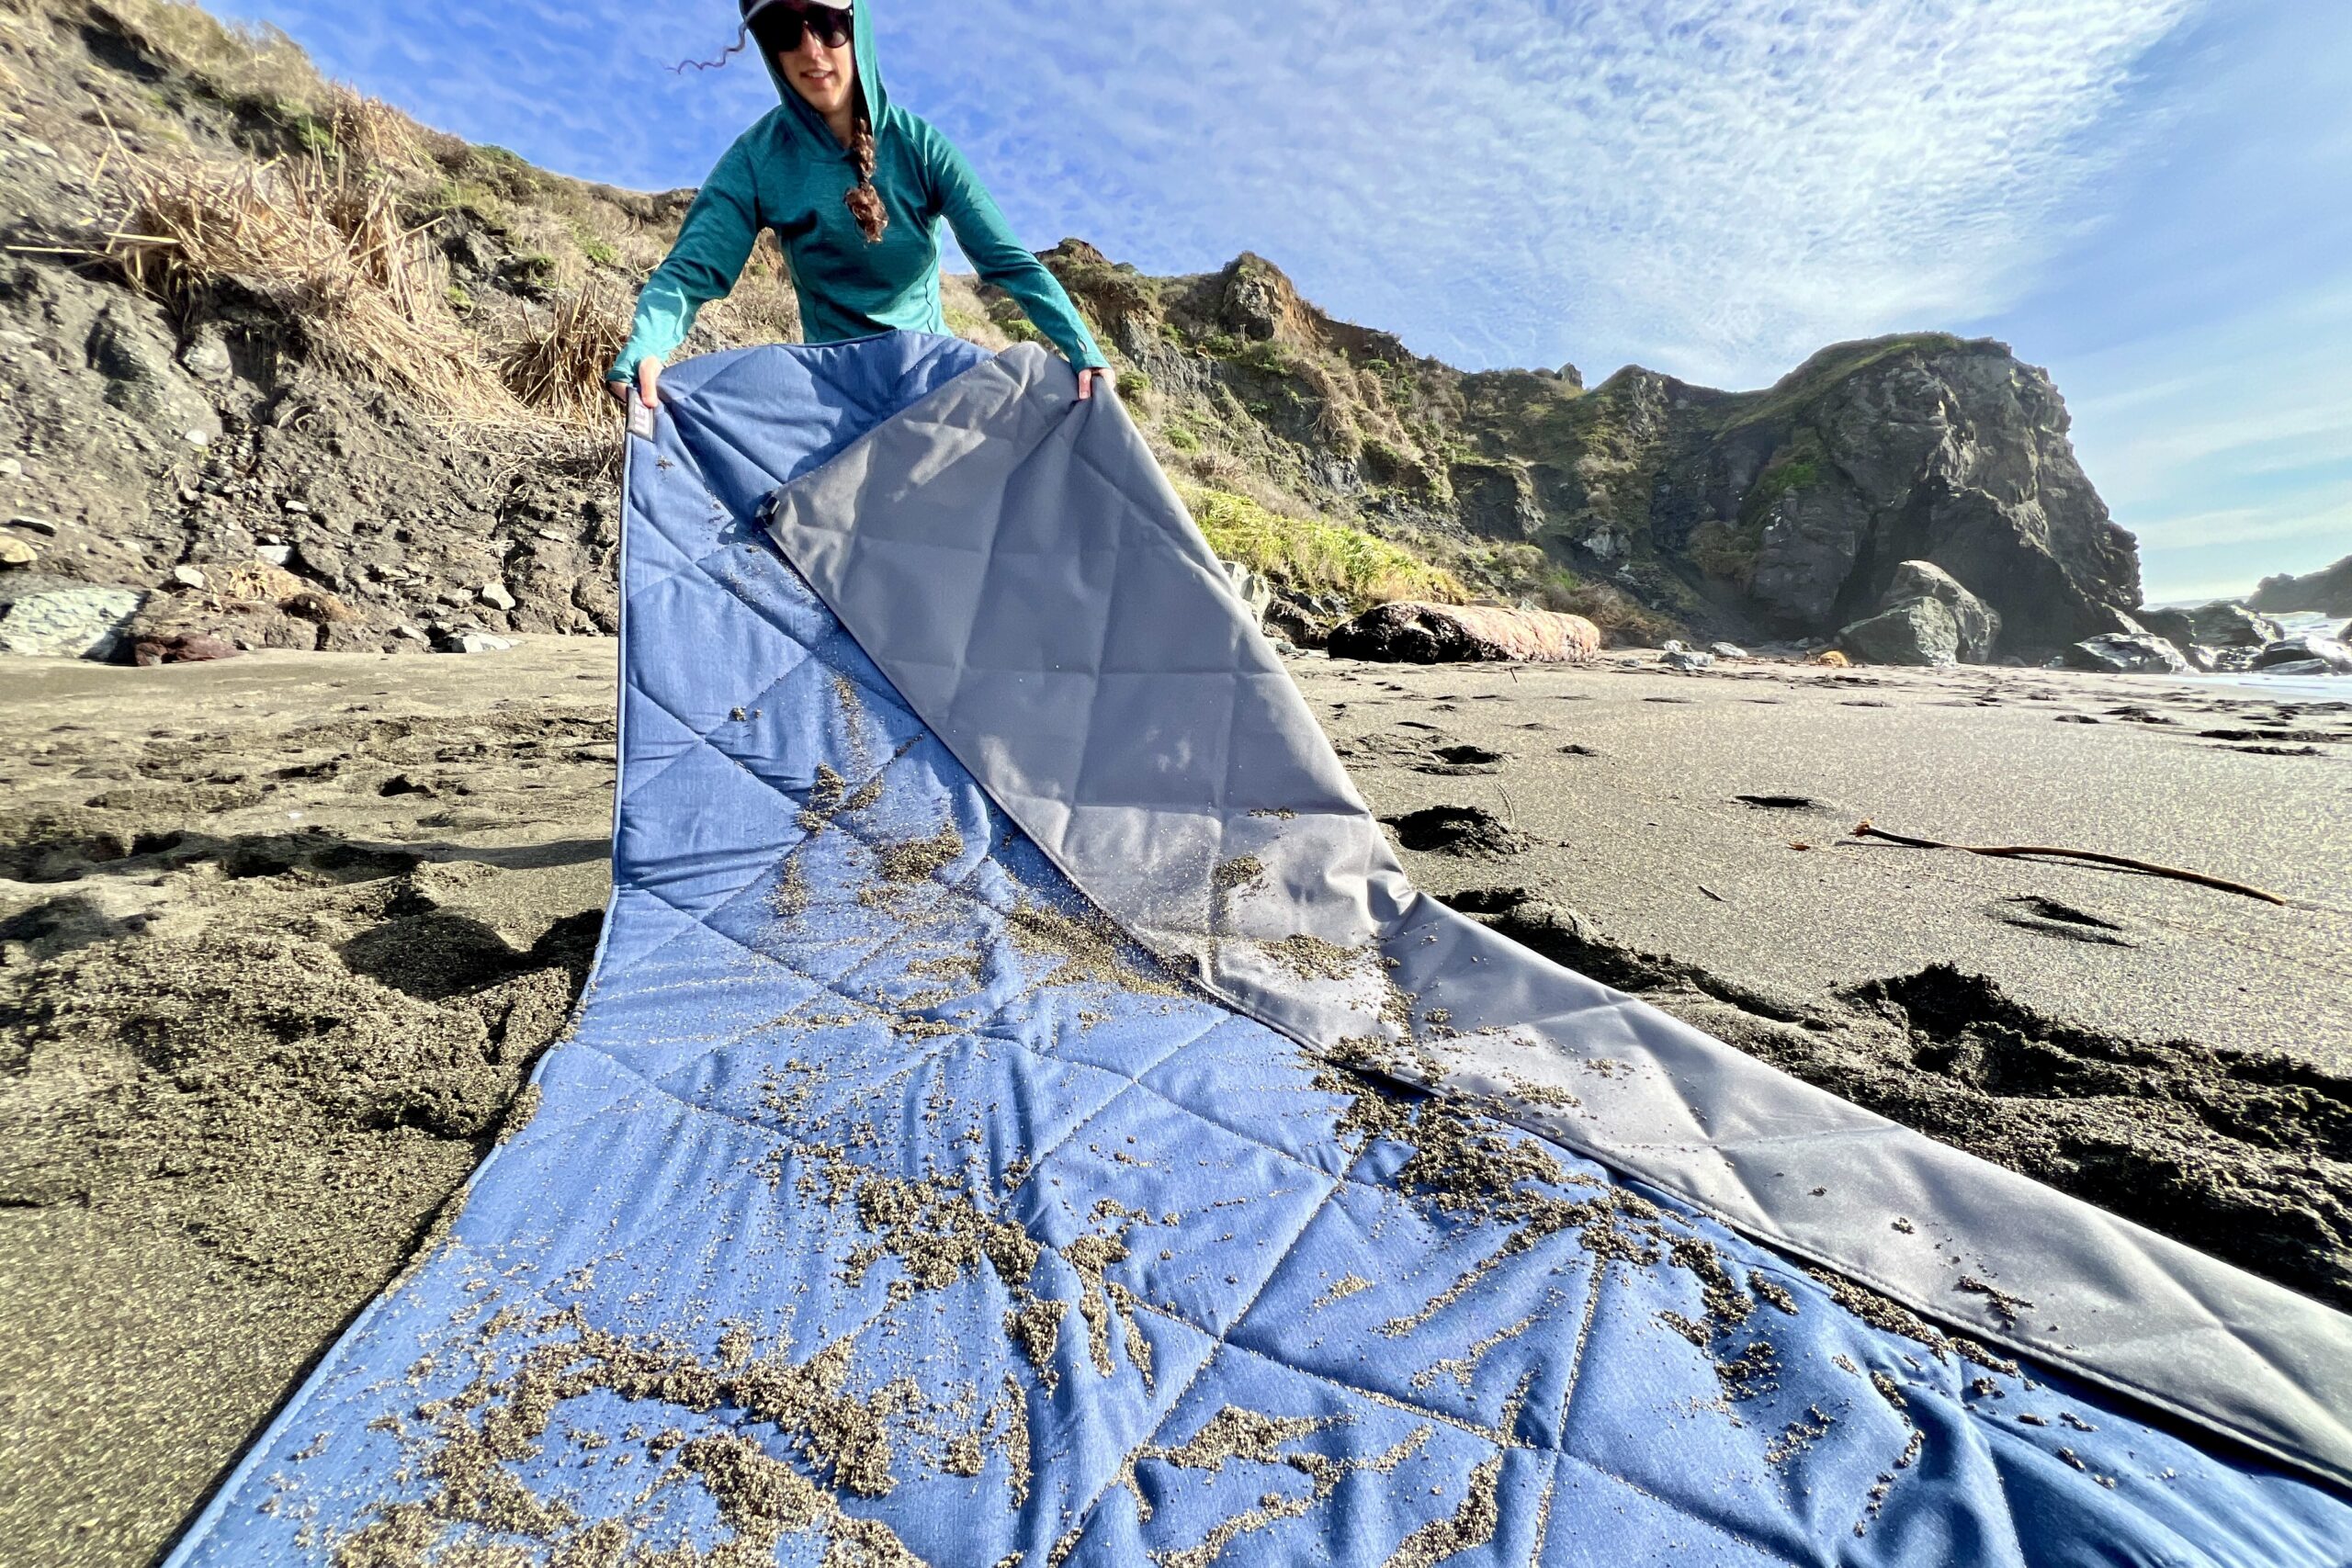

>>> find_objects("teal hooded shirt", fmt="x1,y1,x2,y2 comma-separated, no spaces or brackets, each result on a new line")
608,3,1105,381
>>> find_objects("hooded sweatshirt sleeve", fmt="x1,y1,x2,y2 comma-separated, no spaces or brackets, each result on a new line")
608,134,764,384
914,122,1107,371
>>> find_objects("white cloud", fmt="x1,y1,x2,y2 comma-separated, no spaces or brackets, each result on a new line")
882,0,2202,384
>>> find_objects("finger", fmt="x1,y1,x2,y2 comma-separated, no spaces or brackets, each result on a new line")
1076,369,1094,401
639,360,662,409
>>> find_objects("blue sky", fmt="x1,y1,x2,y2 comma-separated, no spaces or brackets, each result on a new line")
209,0,2350,604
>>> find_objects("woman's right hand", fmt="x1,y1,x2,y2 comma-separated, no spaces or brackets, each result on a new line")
608,356,663,409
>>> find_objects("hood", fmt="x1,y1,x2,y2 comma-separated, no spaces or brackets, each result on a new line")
747,0,897,148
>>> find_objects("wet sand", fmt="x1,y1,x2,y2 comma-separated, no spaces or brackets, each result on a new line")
1289,652,2352,1067
0,641,615,1566
1,637,2346,1563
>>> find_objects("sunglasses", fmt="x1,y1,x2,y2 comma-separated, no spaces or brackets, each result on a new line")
746,1,854,52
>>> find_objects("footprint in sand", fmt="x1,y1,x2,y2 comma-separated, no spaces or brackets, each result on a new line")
1412,745,1508,777
1379,806,1532,858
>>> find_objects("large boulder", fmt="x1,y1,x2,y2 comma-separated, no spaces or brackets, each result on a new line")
1881,559,2000,661
2134,607,2198,649
0,585,144,660
2254,634,2352,674
1327,603,1601,663
2187,601,2284,649
86,299,221,443
1838,596,1962,666
2059,633,2190,674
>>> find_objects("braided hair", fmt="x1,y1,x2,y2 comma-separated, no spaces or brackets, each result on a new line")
843,96,888,244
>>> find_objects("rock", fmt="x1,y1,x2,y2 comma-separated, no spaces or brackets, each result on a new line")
209,560,309,604
2059,633,2191,674
1838,597,1962,666
2199,604,2281,647
1707,642,1749,660
2258,660,2335,678
1215,252,1297,343
1879,560,2001,661
2183,645,2221,673
433,628,514,655
1264,601,1330,650
131,632,241,666
0,586,143,660
2249,555,2352,617
282,590,356,625
1660,639,1687,655
172,565,208,590
2254,635,2352,674
477,581,518,614
0,458,20,479
2079,604,2148,638
86,300,220,441
0,536,34,569
178,323,235,384
282,500,310,515
2134,607,2199,649
391,623,429,642
257,544,295,568
1660,649,1714,673
9,515,59,536
1327,603,1601,663
1736,343,2139,651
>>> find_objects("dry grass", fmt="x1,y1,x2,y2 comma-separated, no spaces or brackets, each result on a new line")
693,230,801,354
496,278,632,427
324,85,427,175
1544,577,1683,647
73,0,329,110
108,148,522,416
103,135,626,442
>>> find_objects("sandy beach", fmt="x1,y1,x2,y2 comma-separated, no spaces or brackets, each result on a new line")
1,638,2346,1563
1289,651,2352,1066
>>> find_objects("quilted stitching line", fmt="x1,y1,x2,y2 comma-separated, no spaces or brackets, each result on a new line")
590,783,1611,1475
541,1026,1534,1487
1034,1165,1363,1565
605,349,2266,1565
601,795,1837,1555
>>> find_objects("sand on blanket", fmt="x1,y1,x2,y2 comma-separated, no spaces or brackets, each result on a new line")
3,637,2347,1562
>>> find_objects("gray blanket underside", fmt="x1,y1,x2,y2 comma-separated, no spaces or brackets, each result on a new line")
754,341,2352,1491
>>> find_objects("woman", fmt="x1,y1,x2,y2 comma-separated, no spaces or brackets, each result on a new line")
607,0,1112,408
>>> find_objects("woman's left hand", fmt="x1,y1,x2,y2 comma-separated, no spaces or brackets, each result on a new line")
1077,367,1114,401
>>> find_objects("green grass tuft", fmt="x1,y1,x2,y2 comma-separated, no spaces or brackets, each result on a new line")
1180,487,1466,606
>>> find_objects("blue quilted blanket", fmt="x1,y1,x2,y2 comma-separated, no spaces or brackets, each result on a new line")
164,334,2351,1567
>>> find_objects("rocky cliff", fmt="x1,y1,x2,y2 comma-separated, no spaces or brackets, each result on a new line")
1,0,2144,661
1038,246,2143,653
2250,555,2352,618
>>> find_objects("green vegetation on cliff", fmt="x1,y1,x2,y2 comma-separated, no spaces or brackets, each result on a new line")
1180,488,1467,605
